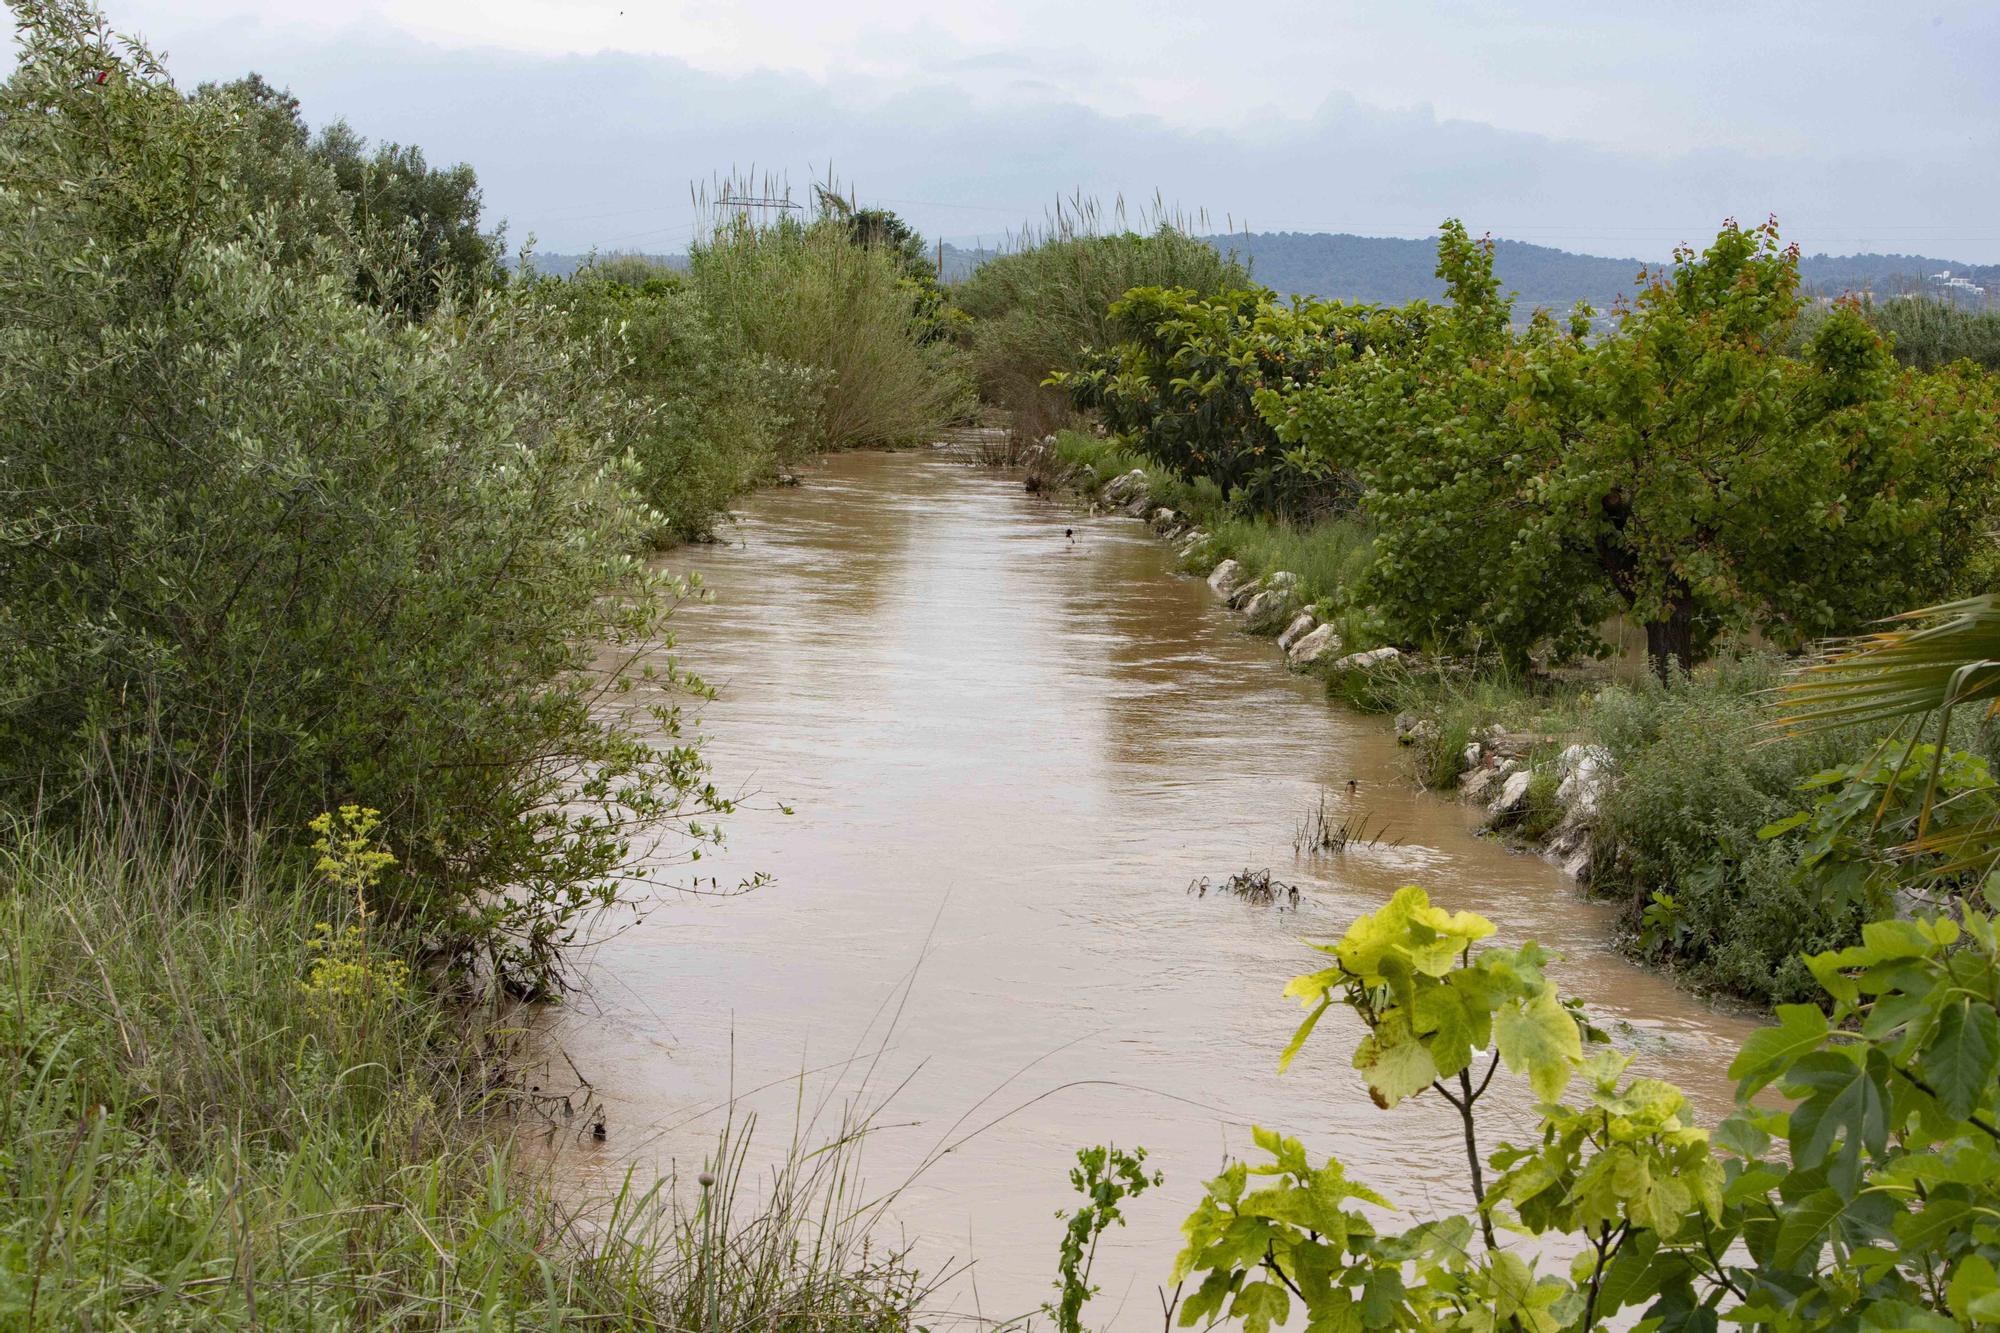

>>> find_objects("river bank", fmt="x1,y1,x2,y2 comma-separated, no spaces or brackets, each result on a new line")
1020,429,1905,1008
0,797,939,1328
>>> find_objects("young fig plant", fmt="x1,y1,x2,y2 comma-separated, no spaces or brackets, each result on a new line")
1173,881,2000,1330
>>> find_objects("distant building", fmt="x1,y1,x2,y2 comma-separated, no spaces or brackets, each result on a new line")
1925,269,1987,304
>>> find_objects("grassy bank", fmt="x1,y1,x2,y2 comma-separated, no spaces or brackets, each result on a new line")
0,810,924,1328
1044,430,1381,643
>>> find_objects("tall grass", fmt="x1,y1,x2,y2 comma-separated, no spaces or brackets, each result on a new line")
1200,513,1377,608
1791,296,2000,372
0,808,929,1328
953,200,1247,436
1050,431,1377,629
689,192,970,451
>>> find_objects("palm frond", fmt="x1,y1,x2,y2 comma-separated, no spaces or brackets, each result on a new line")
1777,594,2000,884
1775,595,2000,735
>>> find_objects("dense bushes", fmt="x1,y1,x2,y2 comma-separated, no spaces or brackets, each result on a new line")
1065,220,2000,678
1794,295,2000,373
689,212,971,450
541,260,818,540
0,3,748,993
1584,664,1872,1002
954,223,1246,436
1059,285,1377,517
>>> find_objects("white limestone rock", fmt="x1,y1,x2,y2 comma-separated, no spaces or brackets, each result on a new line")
1330,646,1403,672
1554,744,1615,818
1277,611,1319,652
1286,623,1342,667
1242,588,1291,633
1488,769,1534,819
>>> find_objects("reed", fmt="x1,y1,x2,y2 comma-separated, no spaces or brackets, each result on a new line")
689,172,971,451
952,195,1248,436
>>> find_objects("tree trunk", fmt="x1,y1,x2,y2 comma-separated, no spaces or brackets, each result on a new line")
1644,601,1697,682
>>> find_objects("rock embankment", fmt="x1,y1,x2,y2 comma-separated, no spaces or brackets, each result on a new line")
1031,439,1608,884
1409,712,1616,884
1026,439,1421,690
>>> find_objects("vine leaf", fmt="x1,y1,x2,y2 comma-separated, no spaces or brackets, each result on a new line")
1353,1009,1439,1108
1726,1003,1829,1097
1493,981,1581,1103
1920,998,2000,1120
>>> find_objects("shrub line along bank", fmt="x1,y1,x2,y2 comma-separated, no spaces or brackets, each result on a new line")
1021,430,1931,1009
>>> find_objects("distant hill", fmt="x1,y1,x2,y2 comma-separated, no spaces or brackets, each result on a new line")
944,233,1999,314
511,251,687,280
1795,253,1998,302
1204,232,1648,311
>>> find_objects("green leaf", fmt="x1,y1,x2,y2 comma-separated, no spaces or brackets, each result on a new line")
1227,1279,1290,1333
1949,1253,2000,1323
1787,1050,1889,1191
1278,997,1332,1074
1892,1194,1972,1255
1773,1186,1845,1266
1757,811,1811,840
1726,1004,1828,1096
1352,1009,1439,1108
1711,1113,1771,1160
1919,998,2000,1120
1413,980,1479,1079
1493,981,1581,1103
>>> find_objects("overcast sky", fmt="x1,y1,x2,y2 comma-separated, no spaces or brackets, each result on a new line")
88,1,2000,262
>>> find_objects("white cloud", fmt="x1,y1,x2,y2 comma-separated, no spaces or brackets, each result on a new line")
80,0,2000,261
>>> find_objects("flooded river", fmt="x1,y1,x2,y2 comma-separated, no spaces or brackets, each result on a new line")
540,448,1762,1325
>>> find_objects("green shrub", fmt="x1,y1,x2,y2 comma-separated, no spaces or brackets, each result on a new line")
689,211,970,450
542,266,819,541
1794,295,2000,372
1585,661,1866,1002
0,4,726,992
954,222,1245,435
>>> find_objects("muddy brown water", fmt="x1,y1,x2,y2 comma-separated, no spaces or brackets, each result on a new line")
538,448,1763,1325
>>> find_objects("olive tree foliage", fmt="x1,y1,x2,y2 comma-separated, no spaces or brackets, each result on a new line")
1263,220,1998,677
196,71,502,322
313,121,504,321
536,262,823,541
0,0,730,995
